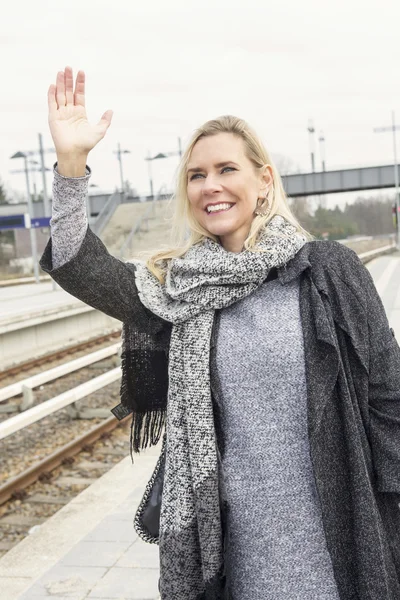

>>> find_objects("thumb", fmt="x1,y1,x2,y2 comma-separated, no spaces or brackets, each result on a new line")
97,109,113,129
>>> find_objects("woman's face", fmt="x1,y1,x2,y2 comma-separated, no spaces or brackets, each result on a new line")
186,132,273,252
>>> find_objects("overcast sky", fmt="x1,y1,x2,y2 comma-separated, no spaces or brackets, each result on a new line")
1,0,400,210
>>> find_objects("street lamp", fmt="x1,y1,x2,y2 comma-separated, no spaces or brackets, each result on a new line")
9,151,40,283
9,161,51,202
145,138,182,198
113,143,131,194
318,131,326,172
29,160,39,201
373,111,400,250
307,119,316,173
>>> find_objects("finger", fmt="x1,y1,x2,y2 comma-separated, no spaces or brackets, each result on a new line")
56,71,66,108
101,110,113,124
96,110,113,134
74,70,86,108
97,110,113,127
65,65,74,105
48,84,58,117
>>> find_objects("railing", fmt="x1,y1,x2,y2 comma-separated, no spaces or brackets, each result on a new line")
0,343,120,409
92,190,123,236
119,185,168,260
0,368,121,439
0,343,123,439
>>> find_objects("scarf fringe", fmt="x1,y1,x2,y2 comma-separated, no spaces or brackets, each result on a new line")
119,330,168,460
129,408,166,460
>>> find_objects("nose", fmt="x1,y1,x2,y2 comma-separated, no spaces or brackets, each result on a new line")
202,174,223,195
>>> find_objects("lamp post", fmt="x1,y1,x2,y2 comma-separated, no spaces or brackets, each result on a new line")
307,119,316,173
318,131,326,210
319,131,326,172
146,150,155,198
29,160,39,201
10,139,56,287
9,161,51,202
38,133,52,218
373,111,400,250
9,151,40,283
113,143,131,194
145,139,182,198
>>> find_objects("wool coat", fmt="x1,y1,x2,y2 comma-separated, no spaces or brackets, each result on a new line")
39,226,400,600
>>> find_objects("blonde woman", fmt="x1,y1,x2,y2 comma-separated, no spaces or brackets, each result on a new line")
40,66,400,600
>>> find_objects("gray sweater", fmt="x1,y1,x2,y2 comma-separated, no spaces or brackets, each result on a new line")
50,163,340,600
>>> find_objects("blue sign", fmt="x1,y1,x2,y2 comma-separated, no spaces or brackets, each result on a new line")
0,214,50,231
0,214,27,230
31,217,51,228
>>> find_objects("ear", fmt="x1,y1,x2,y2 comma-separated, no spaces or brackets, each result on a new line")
259,164,274,196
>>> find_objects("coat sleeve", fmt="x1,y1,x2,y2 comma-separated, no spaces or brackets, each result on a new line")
361,261,400,494
39,224,152,327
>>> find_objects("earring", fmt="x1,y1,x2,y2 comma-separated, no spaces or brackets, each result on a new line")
254,193,271,217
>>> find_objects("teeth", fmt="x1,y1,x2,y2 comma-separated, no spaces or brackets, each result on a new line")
206,203,233,213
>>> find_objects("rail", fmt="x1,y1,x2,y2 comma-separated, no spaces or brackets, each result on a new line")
0,415,123,506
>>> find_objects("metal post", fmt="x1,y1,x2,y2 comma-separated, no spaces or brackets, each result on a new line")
38,133,51,217
319,131,326,172
147,151,154,198
39,134,57,291
318,131,326,209
391,111,400,249
23,155,40,283
117,142,125,194
308,119,316,173
30,162,38,201
373,114,400,249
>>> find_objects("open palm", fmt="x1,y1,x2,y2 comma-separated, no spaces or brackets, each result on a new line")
48,67,113,157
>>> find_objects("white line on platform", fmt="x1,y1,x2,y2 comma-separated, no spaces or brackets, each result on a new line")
375,257,399,297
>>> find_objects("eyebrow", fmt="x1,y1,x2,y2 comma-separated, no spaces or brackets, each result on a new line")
187,161,240,174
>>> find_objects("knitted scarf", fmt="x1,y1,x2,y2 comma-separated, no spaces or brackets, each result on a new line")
132,215,307,599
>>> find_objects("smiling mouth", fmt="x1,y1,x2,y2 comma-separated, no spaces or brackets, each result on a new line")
205,203,234,214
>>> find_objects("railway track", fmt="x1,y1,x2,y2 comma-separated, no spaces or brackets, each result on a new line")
0,331,133,559
0,417,132,558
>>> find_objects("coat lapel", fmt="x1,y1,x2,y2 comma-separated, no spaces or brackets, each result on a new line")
299,274,340,439
278,244,340,441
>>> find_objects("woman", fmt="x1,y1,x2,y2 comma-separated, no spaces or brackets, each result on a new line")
40,66,400,600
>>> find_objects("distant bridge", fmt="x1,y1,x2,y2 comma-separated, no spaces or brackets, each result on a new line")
281,164,400,198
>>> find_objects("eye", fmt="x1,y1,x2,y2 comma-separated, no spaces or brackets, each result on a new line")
189,166,236,181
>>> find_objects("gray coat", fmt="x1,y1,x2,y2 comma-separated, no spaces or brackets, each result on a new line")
39,227,400,599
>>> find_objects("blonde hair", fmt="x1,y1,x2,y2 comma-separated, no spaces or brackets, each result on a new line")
146,115,315,282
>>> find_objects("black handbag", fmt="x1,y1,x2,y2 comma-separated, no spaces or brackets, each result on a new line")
133,433,166,543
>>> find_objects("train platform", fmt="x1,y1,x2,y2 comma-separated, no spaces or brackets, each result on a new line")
0,441,161,600
0,281,79,321
366,251,400,339
0,281,120,371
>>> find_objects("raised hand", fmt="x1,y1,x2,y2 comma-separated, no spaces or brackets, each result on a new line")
48,66,113,159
